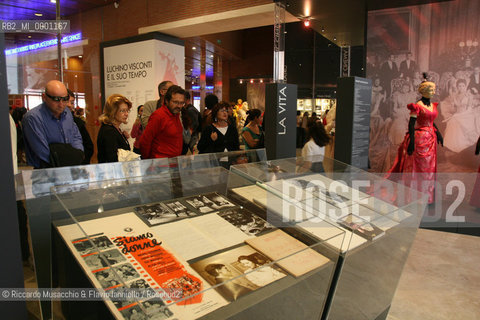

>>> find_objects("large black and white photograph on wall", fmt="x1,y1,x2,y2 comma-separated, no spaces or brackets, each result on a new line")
367,0,480,174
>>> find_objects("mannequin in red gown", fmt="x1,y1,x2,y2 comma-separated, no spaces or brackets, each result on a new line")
385,80,443,204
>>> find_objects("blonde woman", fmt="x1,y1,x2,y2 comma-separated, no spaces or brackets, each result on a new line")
97,94,132,163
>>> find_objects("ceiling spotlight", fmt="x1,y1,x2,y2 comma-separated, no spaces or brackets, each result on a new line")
250,79,254,84
34,13,43,17
239,80,243,84
260,79,263,83
79,55,82,58
321,27,325,33
27,35,32,38
50,0,56,3
192,46,196,50
333,37,337,41
303,19,310,27
210,54,214,58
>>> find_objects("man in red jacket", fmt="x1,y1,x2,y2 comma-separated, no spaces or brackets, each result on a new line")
140,85,185,158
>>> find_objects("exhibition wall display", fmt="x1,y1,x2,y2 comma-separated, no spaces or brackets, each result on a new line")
101,33,185,143
367,0,480,173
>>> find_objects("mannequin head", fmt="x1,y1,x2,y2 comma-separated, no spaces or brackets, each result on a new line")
418,81,436,98
242,101,249,111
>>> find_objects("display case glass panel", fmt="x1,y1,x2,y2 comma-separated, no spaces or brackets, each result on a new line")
230,155,429,319
50,165,345,319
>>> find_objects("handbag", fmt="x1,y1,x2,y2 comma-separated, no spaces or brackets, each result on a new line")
117,149,141,162
49,143,84,167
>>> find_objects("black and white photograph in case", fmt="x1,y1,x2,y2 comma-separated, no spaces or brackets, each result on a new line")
184,195,216,214
316,189,352,208
114,263,141,282
73,235,114,255
201,193,236,210
120,305,145,320
83,248,126,270
190,245,285,301
134,202,187,226
110,287,139,310
128,279,151,289
128,279,157,300
162,200,197,217
93,269,122,289
141,299,174,320
217,208,275,236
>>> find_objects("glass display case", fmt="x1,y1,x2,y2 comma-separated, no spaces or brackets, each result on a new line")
230,155,428,320
19,149,343,320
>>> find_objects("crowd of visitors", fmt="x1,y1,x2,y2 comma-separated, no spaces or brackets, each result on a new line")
17,79,332,168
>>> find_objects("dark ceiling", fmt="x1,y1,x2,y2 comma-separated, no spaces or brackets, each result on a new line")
285,0,453,46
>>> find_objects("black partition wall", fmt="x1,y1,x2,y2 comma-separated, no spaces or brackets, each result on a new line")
0,33,27,319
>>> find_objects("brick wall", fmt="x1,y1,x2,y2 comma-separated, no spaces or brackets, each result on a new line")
66,0,272,161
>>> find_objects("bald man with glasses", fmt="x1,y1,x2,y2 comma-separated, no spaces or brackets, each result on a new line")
22,80,84,168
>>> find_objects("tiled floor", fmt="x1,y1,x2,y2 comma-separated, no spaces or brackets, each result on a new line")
387,228,480,320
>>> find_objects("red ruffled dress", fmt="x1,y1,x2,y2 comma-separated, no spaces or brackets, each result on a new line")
385,102,438,204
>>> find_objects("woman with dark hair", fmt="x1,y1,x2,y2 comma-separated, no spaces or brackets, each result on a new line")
197,101,240,154
181,106,193,155
301,121,330,158
97,94,132,163
130,105,143,154
242,109,264,150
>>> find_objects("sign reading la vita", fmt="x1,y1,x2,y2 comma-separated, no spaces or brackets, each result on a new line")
278,86,287,135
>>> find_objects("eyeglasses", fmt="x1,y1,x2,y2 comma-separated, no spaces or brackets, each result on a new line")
45,92,70,102
170,101,186,106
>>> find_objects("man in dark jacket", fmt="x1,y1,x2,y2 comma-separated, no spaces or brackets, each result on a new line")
67,89,93,164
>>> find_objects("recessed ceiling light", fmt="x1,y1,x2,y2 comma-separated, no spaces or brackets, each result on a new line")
239,80,243,84
333,37,337,41
27,35,32,38
50,0,56,3
35,13,43,17
78,55,82,58
192,46,196,50
260,79,263,83
210,54,213,58
250,79,254,84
